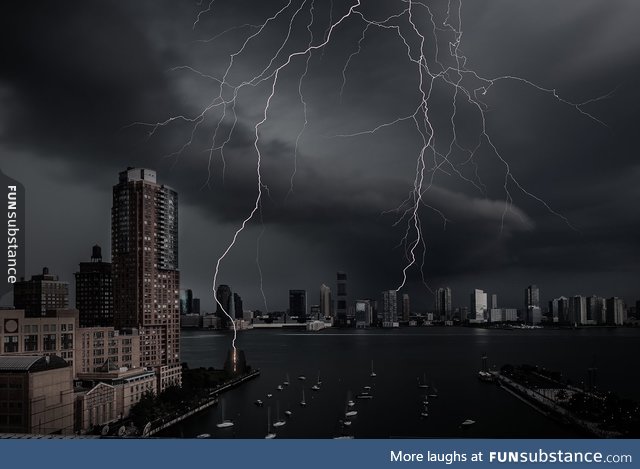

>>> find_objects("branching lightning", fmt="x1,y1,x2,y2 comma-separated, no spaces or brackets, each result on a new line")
132,0,610,354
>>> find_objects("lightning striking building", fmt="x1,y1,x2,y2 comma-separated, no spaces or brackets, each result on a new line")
111,167,181,391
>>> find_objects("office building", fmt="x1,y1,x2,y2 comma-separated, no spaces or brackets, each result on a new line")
355,299,372,328
319,284,332,318
605,297,624,325
289,290,307,322
233,293,243,320
435,287,452,320
75,245,113,327
336,272,348,326
0,308,77,369
14,267,69,317
569,295,587,325
111,167,181,391
491,294,498,309
382,290,398,327
401,293,410,322
0,355,74,435
470,289,488,322
524,285,541,325
215,284,233,325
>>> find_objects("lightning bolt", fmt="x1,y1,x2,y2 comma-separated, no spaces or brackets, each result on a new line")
131,0,610,346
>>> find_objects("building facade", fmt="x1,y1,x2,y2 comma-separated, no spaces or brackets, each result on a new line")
0,355,74,435
75,245,113,327
319,284,332,319
336,272,348,326
435,287,452,321
289,290,307,322
13,267,69,317
111,168,181,391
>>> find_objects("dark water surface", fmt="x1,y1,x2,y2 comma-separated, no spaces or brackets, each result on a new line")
161,327,640,438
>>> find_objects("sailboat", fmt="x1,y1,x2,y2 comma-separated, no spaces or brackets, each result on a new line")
265,407,276,439
272,401,286,427
300,388,307,407
345,392,358,417
417,373,429,389
428,384,439,398
370,360,377,377
311,371,321,391
216,399,234,428
283,373,290,386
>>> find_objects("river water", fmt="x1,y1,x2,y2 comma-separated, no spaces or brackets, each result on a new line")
160,327,640,438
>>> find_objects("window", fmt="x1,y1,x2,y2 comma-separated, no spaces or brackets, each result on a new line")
3,336,18,353
43,334,56,351
24,335,38,352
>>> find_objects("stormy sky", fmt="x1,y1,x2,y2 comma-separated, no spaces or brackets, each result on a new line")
1,0,639,312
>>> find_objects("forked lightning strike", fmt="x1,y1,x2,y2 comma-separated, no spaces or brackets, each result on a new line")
133,0,609,354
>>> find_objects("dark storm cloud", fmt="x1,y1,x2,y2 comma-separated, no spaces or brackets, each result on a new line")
1,0,639,310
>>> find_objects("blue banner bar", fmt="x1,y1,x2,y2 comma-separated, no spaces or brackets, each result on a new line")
0,439,637,468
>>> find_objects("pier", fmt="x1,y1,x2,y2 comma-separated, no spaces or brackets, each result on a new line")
144,369,261,437
489,368,623,438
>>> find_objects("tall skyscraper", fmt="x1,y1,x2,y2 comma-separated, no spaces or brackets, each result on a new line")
319,284,332,319
550,296,570,323
491,294,498,309
355,299,372,328
233,292,243,319
605,297,624,325
470,289,488,321
215,284,233,324
75,245,113,327
336,271,348,326
569,295,587,325
524,285,541,325
382,290,397,327
401,293,410,322
435,287,452,320
111,167,181,391
14,267,69,317
289,290,307,322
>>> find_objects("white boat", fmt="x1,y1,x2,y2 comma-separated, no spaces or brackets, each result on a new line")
265,407,276,439
356,393,373,399
347,400,355,407
311,372,321,390
277,385,283,391
284,410,292,417
196,433,211,438
345,410,358,417
255,399,264,407
216,400,234,428
267,393,273,398
300,388,307,407
363,386,371,391
417,373,429,389
370,360,377,377
283,373,290,386
298,375,306,381
420,412,429,418
333,436,354,439
461,419,476,426
272,402,286,427
343,420,352,426
428,385,439,398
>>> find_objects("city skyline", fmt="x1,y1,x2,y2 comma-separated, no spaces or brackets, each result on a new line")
2,1,640,312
